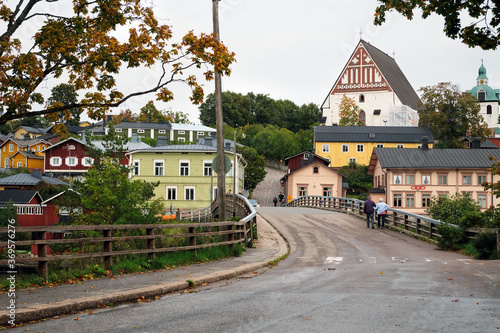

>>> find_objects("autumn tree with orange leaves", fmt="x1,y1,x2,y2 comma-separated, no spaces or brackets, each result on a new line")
0,1,235,135
338,94,365,126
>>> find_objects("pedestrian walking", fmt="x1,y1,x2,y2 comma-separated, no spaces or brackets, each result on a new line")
278,192,284,206
375,198,390,229
363,195,376,229
273,196,278,207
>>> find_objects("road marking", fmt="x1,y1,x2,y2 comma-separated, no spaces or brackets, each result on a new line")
324,257,343,264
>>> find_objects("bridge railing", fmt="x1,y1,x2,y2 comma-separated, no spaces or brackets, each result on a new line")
0,195,257,280
286,196,445,241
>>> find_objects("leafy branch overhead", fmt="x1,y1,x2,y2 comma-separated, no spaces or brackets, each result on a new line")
374,0,500,50
0,0,236,128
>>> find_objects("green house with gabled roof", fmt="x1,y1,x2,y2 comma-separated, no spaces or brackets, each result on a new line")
127,143,245,210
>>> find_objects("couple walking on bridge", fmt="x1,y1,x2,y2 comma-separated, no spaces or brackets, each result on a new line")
363,196,390,229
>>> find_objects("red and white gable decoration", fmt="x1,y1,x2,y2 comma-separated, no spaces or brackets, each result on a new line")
333,45,391,94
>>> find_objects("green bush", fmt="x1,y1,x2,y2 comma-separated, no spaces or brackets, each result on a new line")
471,232,499,259
437,223,467,250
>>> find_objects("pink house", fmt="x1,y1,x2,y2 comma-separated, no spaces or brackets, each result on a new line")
368,145,500,215
281,152,346,202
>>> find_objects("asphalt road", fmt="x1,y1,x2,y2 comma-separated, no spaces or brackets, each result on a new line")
11,207,500,332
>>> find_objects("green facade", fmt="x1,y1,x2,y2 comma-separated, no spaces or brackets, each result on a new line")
129,150,244,211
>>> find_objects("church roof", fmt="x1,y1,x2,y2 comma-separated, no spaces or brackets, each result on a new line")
466,63,500,102
321,40,421,111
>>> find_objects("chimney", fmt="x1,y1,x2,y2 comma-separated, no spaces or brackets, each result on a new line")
32,169,42,179
204,137,212,147
225,141,231,150
472,138,481,149
131,133,138,142
421,136,429,151
157,136,169,147
148,116,152,123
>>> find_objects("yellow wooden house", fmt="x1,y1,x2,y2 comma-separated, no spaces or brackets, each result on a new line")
0,138,51,168
12,126,50,139
314,126,434,168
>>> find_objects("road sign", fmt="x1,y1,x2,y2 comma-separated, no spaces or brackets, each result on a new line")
212,155,232,174
287,195,292,201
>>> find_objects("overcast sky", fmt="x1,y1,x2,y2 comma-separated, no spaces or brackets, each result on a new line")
116,0,499,124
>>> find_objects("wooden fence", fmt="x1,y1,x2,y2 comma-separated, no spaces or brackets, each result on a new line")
0,194,257,280
286,195,500,250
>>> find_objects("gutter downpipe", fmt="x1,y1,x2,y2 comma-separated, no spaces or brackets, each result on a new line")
382,167,388,203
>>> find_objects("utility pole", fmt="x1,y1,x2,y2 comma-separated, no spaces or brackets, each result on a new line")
213,0,226,221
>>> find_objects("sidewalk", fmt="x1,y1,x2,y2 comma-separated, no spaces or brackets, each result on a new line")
0,214,288,326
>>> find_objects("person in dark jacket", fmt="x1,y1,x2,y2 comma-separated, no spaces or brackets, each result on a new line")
363,195,376,229
273,196,278,207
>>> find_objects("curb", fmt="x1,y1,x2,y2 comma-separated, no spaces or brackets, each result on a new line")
0,214,289,326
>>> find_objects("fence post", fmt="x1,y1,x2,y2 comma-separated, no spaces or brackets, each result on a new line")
103,229,112,270
497,228,500,254
37,231,48,280
146,228,155,260
189,226,197,258
416,218,421,235
176,209,180,220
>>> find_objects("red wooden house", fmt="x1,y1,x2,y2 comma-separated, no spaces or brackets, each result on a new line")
285,151,331,173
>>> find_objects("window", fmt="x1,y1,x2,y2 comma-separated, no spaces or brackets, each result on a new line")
463,175,472,185
166,186,177,200
478,194,487,208
26,206,34,215
178,138,186,142
179,160,190,176
313,167,319,174
396,144,404,148
9,144,13,152
298,186,307,197
137,129,145,134
487,105,492,114
478,91,486,102
422,175,431,185
373,109,381,115
406,175,415,185
322,144,330,153
185,186,195,200
349,158,356,164
477,175,487,185
323,187,332,197
439,175,447,185
17,206,25,215
159,130,166,134
342,144,349,153
66,156,78,166
357,144,364,153
4,158,9,168
133,160,140,176
393,175,402,184
359,94,365,103
154,160,164,176
17,162,22,168
204,161,212,176
82,157,94,167
393,194,402,207
35,206,42,215
197,132,205,136
178,131,185,135
115,128,122,132
422,194,431,207
50,157,62,166
406,194,414,207
376,144,384,148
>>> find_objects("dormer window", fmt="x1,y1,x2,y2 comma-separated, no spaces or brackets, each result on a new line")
313,167,319,174
478,90,486,102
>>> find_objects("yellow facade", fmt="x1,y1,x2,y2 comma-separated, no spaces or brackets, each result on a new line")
315,141,434,168
0,140,50,168
11,153,44,169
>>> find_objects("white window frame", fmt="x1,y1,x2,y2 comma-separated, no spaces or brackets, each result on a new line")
178,130,185,135
422,175,431,185
159,130,166,134
342,144,349,153
50,157,62,167
396,144,404,148
197,132,205,136
376,144,384,148
115,128,122,132
357,144,364,152
17,206,25,215
349,158,356,164
394,174,402,184
65,156,78,166
178,137,186,142
179,160,190,176
298,186,307,197
35,206,42,215
16,162,22,168
478,194,487,208
133,160,140,176
322,144,330,153
137,129,145,134
184,186,195,200
82,157,94,167
9,144,14,152
203,160,212,176
154,160,164,176
166,186,177,200
4,158,9,168
26,206,34,215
